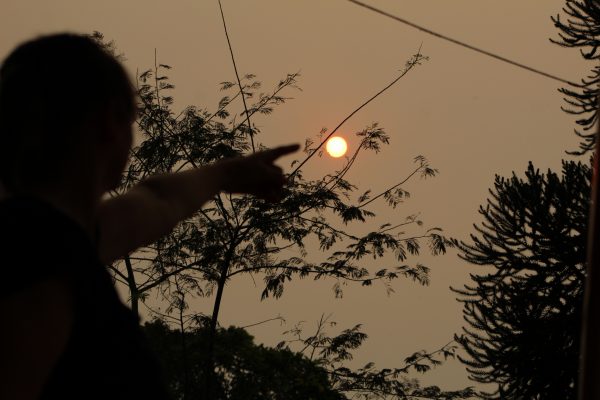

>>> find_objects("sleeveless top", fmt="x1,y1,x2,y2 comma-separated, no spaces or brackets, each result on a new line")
0,195,170,399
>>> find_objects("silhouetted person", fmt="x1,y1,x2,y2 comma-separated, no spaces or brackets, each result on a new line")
0,33,298,399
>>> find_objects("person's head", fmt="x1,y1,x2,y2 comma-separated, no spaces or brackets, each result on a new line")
0,33,136,196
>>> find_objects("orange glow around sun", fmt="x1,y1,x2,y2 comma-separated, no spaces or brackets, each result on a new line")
326,136,348,158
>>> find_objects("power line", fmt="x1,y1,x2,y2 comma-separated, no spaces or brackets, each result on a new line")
347,0,578,87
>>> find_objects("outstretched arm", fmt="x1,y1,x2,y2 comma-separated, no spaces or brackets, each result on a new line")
96,144,299,265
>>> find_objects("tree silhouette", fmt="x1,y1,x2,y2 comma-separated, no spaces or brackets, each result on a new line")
453,160,591,399
552,0,600,155
142,318,344,400
143,315,475,400
92,33,459,398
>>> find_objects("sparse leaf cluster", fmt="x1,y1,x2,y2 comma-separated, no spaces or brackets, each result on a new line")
277,315,476,399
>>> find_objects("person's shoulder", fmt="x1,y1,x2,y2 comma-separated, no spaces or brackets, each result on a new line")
0,195,28,223
0,195,79,298
0,194,51,227
0,277,74,400
0,195,55,252
0,194,83,241
0,195,39,246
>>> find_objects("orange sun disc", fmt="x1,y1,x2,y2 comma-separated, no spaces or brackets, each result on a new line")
326,136,348,158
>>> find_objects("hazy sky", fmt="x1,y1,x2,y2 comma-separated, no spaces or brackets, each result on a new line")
1,0,591,391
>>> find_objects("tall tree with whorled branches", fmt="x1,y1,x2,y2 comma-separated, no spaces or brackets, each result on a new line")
453,160,590,399
552,0,600,155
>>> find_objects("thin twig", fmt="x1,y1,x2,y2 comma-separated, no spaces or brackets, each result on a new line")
358,163,423,209
217,0,255,152
241,315,286,329
289,47,425,178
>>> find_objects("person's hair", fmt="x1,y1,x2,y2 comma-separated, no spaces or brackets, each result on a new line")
0,32,136,192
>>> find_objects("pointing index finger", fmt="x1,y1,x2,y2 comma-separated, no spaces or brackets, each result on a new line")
263,144,301,161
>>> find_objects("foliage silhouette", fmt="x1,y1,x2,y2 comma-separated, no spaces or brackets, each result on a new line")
552,0,600,155
143,318,344,400
453,160,591,399
277,314,476,399
144,316,476,400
